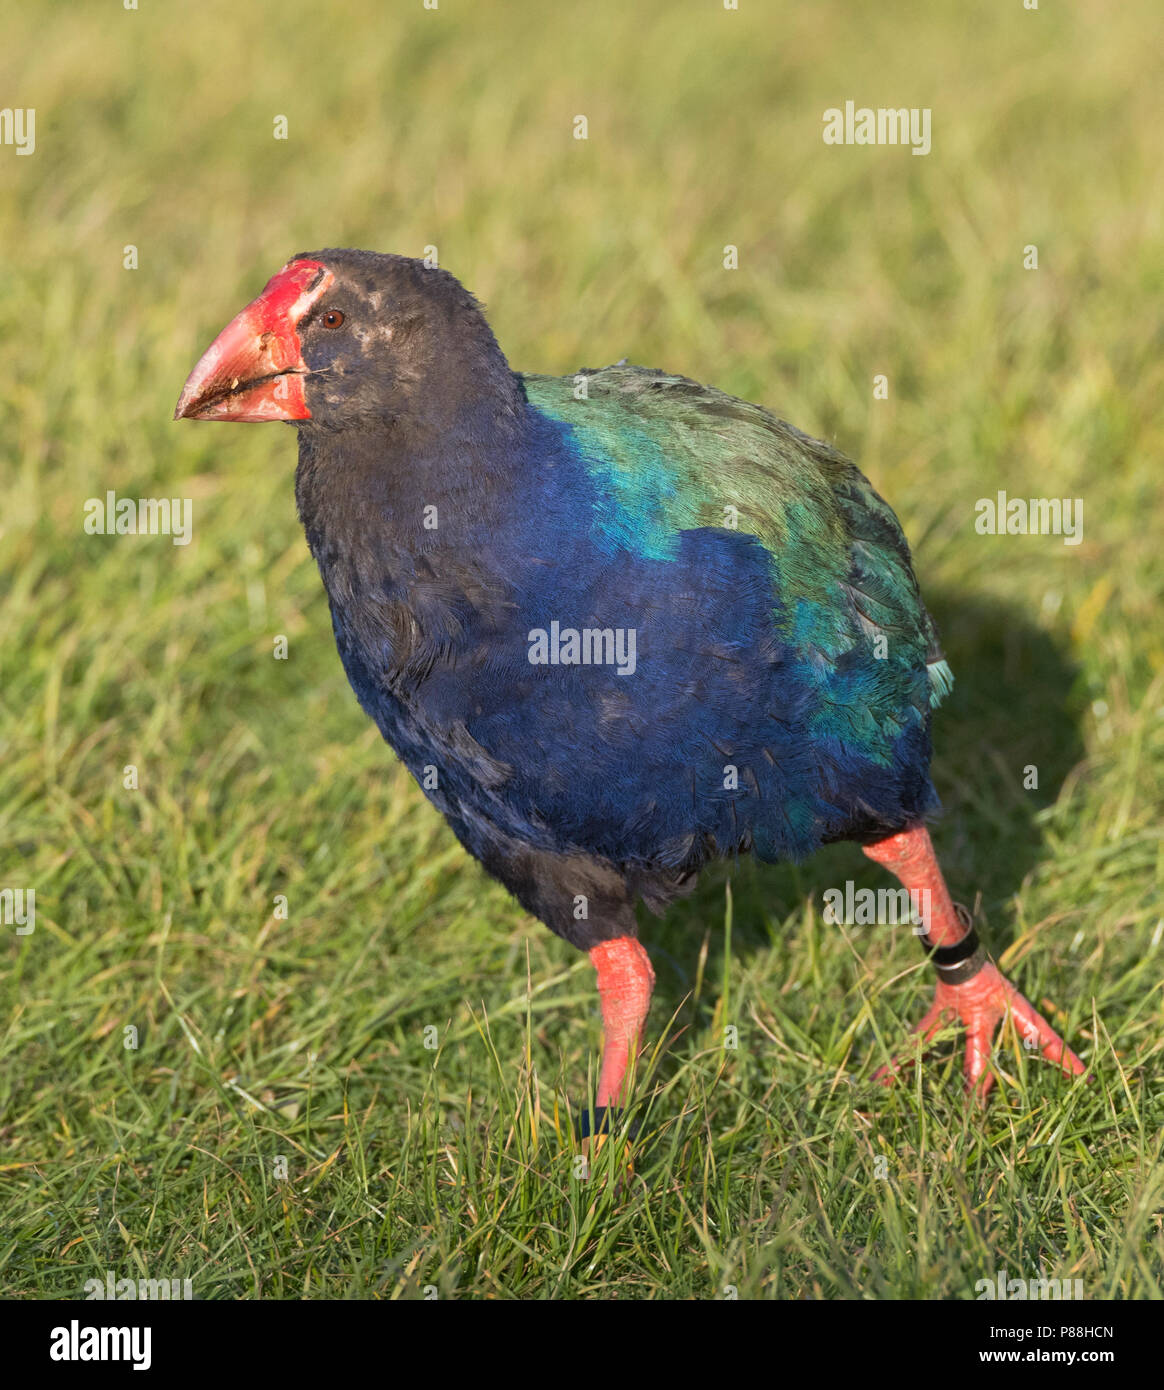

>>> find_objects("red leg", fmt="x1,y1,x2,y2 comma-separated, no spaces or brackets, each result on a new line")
863,824,1085,1095
589,936,655,1107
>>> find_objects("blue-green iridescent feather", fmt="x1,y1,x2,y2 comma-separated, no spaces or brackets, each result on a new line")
524,363,953,723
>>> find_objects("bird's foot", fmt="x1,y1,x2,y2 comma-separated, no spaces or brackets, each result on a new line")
875,959,1087,1097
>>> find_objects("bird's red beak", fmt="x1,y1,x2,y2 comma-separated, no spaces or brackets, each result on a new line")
174,259,334,422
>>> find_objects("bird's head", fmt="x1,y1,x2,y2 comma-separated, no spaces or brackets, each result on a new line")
174,248,521,434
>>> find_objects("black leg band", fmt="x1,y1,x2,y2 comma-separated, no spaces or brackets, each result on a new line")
578,1106,618,1139
578,1107,644,1141
922,921,989,984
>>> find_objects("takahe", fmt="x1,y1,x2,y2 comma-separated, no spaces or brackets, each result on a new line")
175,250,1085,1115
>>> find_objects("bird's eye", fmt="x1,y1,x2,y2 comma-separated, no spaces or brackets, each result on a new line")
322,309,345,329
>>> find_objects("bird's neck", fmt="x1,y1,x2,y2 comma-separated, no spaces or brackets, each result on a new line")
295,398,540,559
293,399,584,700
293,399,579,688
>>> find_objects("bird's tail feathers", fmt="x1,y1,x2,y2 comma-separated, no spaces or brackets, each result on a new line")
927,658,955,709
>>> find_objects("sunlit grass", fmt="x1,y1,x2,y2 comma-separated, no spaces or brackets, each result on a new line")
0,0,1161,1298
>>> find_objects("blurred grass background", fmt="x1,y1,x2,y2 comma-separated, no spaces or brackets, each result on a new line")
0,0,1161,1298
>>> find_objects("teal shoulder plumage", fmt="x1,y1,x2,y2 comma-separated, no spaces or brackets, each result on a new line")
522,364,953,710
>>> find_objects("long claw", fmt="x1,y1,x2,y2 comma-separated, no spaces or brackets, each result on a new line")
872,999,951,1084
964,1020,995,1098
1003,985,1086,1074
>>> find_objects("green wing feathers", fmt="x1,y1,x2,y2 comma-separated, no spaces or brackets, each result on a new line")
523,364,953,710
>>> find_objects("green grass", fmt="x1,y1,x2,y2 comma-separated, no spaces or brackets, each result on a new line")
1,0,1162,1299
